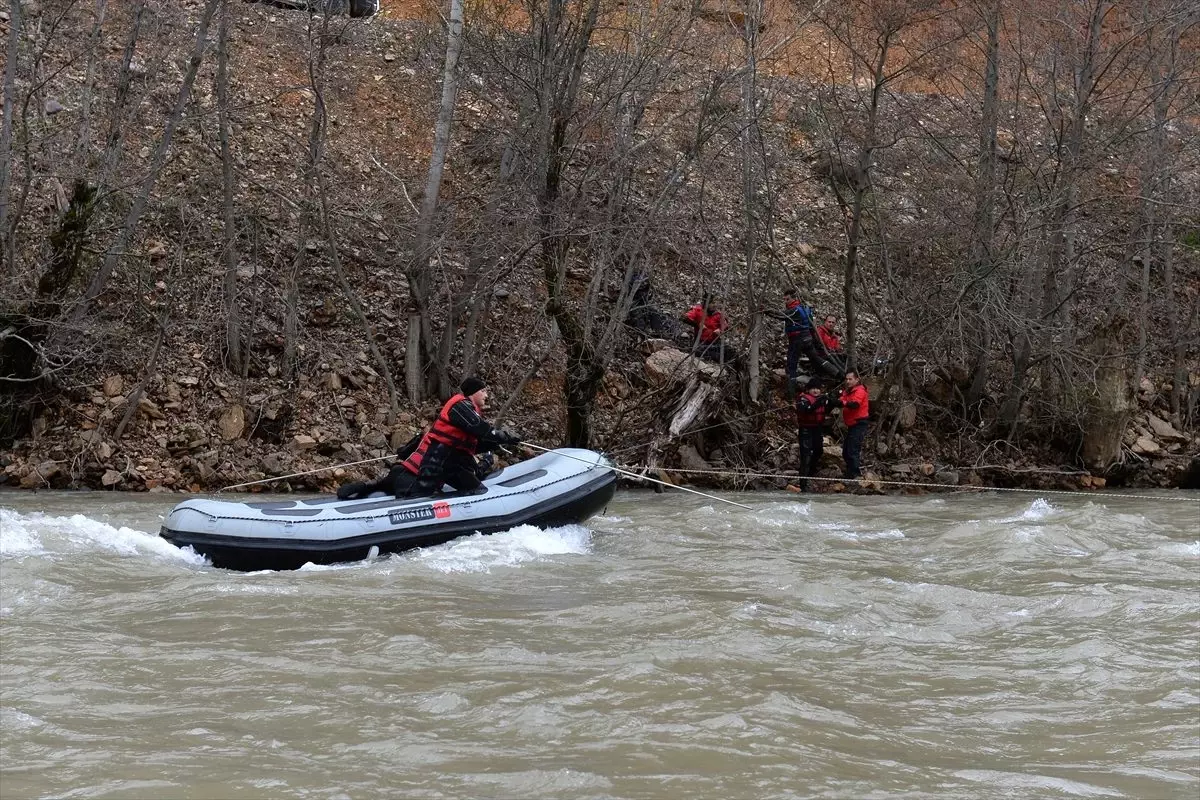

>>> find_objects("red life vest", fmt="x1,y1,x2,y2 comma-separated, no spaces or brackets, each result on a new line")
401,394,479,472
685,304,725,343
840,383,870,426
429,393,480,452
400,435,429,475
796,391,826,427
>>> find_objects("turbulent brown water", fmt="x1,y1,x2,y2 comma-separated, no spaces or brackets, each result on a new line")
1,489,1198,799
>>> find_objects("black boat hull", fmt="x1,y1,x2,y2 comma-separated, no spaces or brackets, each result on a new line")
161,472,616,572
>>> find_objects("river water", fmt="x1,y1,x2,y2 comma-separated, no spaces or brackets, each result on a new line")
1,489,1197,799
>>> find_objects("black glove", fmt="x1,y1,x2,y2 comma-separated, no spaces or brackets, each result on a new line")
499,429,523,446
474,452,495,479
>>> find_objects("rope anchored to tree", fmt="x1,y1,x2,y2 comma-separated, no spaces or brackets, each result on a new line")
611,464,1199,504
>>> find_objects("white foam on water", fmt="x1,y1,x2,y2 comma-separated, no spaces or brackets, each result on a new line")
211,583,300,595
995,497,1059,525
1022,497,1056,519
757,501,812,518
296,561,356,573
1158,540,1200,559
0,707,46,729
0,508,206,565
953,769,1124,797
0,508,45,555
411,524,591,573
826,524,906,541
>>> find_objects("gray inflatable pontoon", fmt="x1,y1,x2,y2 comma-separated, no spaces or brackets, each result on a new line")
160,448,617,571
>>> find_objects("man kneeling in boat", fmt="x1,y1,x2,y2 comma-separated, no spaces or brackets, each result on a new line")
335,432,493,499
406,376,521,497
337,377,519,499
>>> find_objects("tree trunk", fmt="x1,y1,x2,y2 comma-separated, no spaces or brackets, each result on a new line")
1080,321,1131,469
1162,219,1186,427
405,0,465,402
97,0,148,191
994,331,1031,442
739,0,762,403
1042,1,1108,333
536,0,602,448
405,312,422,402
963,0,1001,414
285,12,330,384
0,0,23,270
217,0,243,374
841,31,890,373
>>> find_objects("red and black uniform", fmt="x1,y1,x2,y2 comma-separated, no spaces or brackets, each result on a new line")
684,304,726,344
835,382,870,479
784,299,841,381
408,393,518,496
795,389,833,491
839,384,869,427
816,323,841,353
336,431,424,500
684,303,740,366
336,395,515,500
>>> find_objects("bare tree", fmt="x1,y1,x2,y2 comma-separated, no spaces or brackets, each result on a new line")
55,0,221,352
961,0,1002,415
402,0,464,403
216,0,244,375
0,0,22,269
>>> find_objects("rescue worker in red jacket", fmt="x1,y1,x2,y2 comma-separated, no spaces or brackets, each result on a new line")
406,376,521,496
681,294,732,363
795,377,835,491
816,315,842,353
829,370,870,479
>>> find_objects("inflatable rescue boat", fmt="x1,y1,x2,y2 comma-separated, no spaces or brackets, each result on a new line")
160,448,617,571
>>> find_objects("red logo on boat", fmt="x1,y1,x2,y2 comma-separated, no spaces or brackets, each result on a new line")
432,501,451,519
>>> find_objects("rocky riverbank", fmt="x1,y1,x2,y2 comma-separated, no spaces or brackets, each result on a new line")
3,342,1195,496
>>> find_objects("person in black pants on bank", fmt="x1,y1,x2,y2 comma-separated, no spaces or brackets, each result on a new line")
795,377,834,491
829,370,870,479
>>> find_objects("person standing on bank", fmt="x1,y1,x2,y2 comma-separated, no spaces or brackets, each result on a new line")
781,288,841,385
795,377,834,491
831,370,869,479
407,376,522,496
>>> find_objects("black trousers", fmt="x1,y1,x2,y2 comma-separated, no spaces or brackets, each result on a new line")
337,466,418,499
842,420,868,479
786,337,803,380
797,426,824,489
410,444,484,496
695,338,739,366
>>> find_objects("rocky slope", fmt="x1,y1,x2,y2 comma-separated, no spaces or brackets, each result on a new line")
1,1,1196,495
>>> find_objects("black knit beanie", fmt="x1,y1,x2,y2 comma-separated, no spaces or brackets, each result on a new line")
460,376,487,396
